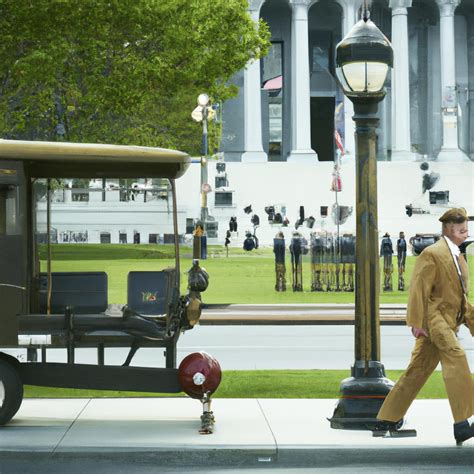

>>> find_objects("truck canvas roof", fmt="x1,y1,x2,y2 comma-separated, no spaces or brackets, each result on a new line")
0,139,190,179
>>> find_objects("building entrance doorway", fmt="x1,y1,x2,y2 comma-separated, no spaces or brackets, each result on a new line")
311,97,335,162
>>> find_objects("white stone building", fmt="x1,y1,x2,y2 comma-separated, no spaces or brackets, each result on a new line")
40,0,474,248
221,0,474,164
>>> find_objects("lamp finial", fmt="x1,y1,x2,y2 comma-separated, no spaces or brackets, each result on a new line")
363,0,370,21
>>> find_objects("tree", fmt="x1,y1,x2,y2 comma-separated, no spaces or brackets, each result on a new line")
0,0,270,155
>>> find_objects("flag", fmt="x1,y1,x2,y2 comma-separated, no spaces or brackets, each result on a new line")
331,164,342,192
334,129,345,155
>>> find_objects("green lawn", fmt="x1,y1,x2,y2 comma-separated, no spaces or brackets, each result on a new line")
30,244,474,401
39,243,474,305
25,369,469,399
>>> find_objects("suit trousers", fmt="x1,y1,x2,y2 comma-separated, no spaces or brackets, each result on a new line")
378,325,473,424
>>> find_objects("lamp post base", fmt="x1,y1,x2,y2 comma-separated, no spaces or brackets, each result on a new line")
329,360,395,431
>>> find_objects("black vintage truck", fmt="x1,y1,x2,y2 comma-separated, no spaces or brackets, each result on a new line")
0,140,220,433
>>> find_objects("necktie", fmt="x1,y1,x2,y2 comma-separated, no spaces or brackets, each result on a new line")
456,255,468,295
456,255,468,324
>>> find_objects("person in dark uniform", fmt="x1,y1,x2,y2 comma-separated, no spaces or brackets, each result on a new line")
397,231,407,291
224,230,231,258
310,232,324,291
273,231,286,291
380,232,394,291
243,231,256,251
290,232,303,291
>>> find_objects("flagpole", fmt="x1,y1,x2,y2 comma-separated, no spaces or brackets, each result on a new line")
335,151,341,291
333,128,345,292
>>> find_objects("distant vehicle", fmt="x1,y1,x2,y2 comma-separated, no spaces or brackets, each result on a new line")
0,140,220,432
460,236,474,257
409,232,473,258
409,233,441,256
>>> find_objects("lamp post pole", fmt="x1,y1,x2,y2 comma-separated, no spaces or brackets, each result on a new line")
329,8,396,431
192,93,212,260
201,104,209,232
353,98,382,366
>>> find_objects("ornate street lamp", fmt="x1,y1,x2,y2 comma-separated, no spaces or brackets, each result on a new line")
329,6,396,431
196,93,211,232
191,93,215,259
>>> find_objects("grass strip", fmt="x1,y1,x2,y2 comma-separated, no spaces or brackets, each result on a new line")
24,369,469,399
40,244,473,305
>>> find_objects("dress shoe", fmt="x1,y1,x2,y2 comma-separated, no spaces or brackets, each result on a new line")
454,420,474,443
374,419,403,432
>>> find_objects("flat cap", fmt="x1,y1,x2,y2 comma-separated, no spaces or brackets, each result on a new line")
438,207,468,224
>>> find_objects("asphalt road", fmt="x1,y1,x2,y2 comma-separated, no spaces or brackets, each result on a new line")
5,324,473,371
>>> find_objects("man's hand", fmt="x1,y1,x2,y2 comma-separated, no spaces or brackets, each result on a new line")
411,327,428,338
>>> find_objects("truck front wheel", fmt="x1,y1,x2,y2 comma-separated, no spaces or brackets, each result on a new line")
0,359,24,425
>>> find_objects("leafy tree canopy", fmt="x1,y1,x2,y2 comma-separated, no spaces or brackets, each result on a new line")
0,0,270,155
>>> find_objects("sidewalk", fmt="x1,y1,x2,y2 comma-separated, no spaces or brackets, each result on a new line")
0,398,472,467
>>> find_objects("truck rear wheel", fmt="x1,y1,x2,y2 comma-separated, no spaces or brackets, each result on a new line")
0,359,24,425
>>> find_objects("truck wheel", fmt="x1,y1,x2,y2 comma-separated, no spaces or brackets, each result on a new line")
0,359,24,425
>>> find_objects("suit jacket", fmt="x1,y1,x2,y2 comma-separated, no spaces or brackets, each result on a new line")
406,237,474,335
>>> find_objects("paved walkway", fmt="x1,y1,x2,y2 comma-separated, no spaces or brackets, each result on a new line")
0,398,472,467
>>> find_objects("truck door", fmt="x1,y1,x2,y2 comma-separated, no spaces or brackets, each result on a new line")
0,162,26,345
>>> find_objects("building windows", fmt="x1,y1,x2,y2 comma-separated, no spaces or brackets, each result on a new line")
262,41,284,161
59,231,88,243
186,218,195,234
100,232,111,244
215,191,233,207
71,190,89,202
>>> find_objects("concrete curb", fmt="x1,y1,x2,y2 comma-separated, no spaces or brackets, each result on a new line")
200,303,407,325
0,446,472,468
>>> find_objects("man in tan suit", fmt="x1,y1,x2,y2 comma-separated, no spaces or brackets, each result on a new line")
377,208,474,444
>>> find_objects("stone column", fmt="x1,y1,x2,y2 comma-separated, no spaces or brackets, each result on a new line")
468,14,474,155
340,0,359,159
288,0,318,162
390,0,415,161
435,0,469,161
242,4,267,163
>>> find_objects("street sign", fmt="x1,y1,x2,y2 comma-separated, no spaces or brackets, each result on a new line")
191,106,203,122
207,108,216,120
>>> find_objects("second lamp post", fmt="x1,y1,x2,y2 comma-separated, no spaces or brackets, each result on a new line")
197,93,210,231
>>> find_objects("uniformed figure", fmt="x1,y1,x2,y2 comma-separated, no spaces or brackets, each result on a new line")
325,233,335,291
397,231,407,291
310,232,324,291
377,208,474,444
224,230,231,258
380,232,394,291
345,263,354,292
273,231,286,292
243,231,256,251
341,234,356,292
334,236,342,292
290,232,303,291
